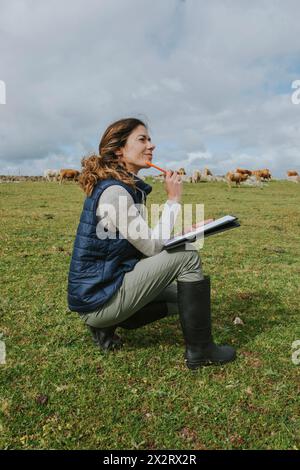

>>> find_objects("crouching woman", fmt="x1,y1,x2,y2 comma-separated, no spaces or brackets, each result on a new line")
67,118,236,369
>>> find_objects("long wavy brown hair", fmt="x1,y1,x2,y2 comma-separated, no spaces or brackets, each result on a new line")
79,118,147,196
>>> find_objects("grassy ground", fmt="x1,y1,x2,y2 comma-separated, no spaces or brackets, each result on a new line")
0,179,299,450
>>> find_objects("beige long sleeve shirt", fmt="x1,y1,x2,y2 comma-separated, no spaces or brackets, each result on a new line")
96,185,181,257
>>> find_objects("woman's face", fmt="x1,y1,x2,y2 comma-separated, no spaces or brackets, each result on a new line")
116,125,155,174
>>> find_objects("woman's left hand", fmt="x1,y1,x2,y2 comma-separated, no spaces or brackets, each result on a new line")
176,219,214,236
190,219,214,230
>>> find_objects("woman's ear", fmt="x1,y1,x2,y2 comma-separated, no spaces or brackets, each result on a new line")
115,148,123,157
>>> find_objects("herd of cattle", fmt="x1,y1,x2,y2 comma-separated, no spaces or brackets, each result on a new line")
44,168,80,183
44,167,299,186
226,168,299,186
150,167,299,186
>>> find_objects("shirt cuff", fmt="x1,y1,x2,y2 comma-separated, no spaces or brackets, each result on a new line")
166,199,181,208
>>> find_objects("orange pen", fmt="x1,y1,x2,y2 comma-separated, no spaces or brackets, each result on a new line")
145,161,167,174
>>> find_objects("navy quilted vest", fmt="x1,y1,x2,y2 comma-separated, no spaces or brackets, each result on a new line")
67,175,152,313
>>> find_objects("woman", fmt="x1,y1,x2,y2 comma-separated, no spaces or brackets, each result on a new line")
67,118,236,369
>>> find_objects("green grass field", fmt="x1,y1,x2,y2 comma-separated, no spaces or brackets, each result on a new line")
0,179,299,450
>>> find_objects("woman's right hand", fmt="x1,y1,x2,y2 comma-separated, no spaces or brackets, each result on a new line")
164,170,182,203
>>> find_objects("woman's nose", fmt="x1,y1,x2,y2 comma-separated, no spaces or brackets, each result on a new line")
148,142,155,150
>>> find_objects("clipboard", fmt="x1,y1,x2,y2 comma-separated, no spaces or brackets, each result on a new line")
164,215,240,250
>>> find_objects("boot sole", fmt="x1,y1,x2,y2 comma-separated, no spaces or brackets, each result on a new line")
186,354,237,369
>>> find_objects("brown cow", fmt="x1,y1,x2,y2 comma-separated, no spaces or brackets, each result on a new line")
252,169,271,181
287,170,299,177
226,171,249,187
59,169,80,184
262,168,271,180
236,168,252,176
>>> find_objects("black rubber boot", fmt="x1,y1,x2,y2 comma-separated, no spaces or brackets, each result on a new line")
177,276,236,369
118,301,169,330
87,325,123,352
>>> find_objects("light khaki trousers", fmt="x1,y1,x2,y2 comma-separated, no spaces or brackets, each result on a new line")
81,243,204,328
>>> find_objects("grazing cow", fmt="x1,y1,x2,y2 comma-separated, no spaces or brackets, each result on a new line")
191,170,201,183
262,168,271,180
236,168,252,176
252,169,271,181
59,169,80,184
44,169,59,181
177,168,186,175
226,171,249,187
287,170,298,177
203,167,213,177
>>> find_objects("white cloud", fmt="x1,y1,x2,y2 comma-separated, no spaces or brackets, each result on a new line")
187,151,212,162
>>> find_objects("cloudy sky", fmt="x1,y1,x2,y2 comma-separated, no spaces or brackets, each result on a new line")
1,0,300,177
